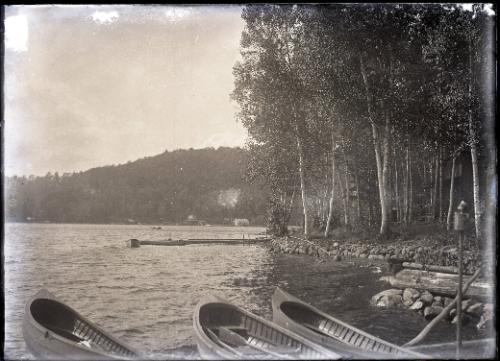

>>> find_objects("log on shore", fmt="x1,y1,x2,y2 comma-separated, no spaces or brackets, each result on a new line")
385,269,493,299
402,262,474,275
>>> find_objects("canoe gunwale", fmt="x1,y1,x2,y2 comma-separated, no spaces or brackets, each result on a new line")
23,289,139,360
193,294,340,360
271,287,428,359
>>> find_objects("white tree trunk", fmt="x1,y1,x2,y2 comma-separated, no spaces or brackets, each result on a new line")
355,171,361,221
394,149,400,223
409,162,413,223
438,148,444,223
296,133,310,238
432,153,439,220
285,185,296,225
360,55,391,236
379,116,392,235
446,155,457,232
324,137,336,238
342,145,350,229
468,36,481,240
429,157,434,217
405,146,411,224
321,171,329,227
338,170,348,228
470,145,481,238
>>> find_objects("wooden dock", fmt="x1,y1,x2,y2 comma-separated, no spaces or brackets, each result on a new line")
126,237,271,248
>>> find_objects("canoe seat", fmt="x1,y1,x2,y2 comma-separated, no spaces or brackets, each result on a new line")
45,324,85,343
205,327,262,358
212,326,300,359
218,327,251,348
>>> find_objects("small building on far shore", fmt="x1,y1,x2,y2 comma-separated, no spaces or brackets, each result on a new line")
233,218,250,226
182,214,206,226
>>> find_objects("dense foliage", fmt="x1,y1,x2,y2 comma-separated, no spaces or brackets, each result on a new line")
232,4,495,239
5,147,268,225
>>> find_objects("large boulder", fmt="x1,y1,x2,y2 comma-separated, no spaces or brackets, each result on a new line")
433,296,443,307
424,306,444,320
409,300,424,311
371,289,403,308
431,300,443,308
450,308,457,319
466,302,484,318
443,297,454,307
461,299,473,311
375,295,403,308
420,291,434,306
451,314,472,325
477,303,494,329
403,288,420,307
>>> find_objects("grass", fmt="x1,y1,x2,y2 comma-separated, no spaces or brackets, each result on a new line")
290,221,478,247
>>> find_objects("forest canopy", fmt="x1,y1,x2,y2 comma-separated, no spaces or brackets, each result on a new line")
5,147,268,225
232,4,495,239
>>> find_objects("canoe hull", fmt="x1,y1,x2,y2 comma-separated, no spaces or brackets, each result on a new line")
193,294,340,360
23,289,138,360
272,287,426,359
23,319,115,360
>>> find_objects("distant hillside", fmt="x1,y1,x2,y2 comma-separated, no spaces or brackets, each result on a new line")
5,147,268,225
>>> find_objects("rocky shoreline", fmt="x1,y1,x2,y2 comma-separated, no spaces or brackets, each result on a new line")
269,236,492,330
371,287,493,330
269,236,481,273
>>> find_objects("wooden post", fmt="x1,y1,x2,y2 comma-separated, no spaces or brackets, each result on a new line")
454,200,468,359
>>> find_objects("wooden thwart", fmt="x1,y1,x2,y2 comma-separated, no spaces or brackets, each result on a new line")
217,327,296,359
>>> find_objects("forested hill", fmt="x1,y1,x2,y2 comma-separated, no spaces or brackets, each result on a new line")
5,147,268,225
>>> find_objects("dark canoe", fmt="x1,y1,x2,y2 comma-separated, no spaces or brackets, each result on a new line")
271,287,427,359
193,294,340,360
23,289,139,360
407,338,497,359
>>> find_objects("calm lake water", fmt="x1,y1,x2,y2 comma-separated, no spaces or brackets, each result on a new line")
4,223,490,360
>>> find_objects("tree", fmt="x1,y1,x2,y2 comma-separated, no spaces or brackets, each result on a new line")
231,4,494,240
233,5,317,237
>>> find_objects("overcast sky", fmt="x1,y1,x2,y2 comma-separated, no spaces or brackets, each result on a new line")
4,5,247,176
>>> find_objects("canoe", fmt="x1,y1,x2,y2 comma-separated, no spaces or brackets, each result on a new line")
23,289,139,360
193,294,340,359
271,287,427,359
407,338,496,359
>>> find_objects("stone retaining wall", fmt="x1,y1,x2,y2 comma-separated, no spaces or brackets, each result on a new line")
270,236,481,273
